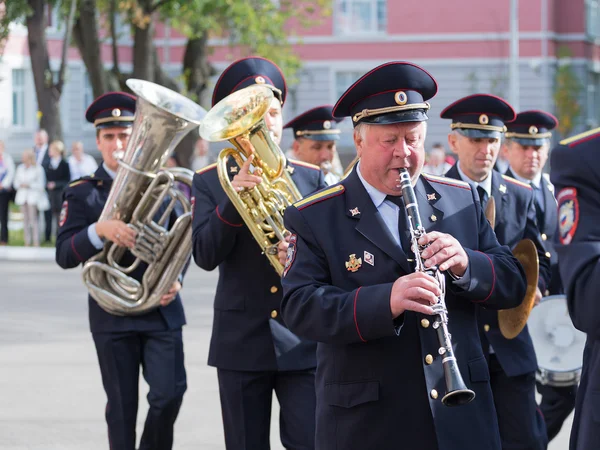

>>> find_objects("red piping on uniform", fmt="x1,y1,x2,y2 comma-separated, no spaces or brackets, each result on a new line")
474,251,495,303
71,235,83,262
216,206,243,227
354,287,367,342
569,132,600,148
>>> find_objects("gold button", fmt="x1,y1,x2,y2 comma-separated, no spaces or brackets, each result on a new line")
430,389,439,399
270,286,278,294
484,324,490,332
545,252,551,258
270,310,278,319
541,234,547,241
421,318,430,328
425,354,434,365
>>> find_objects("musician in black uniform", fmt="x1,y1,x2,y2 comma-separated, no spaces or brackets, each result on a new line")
191,57,326,450
443,95,551,450
280,61,527,450
504,110,577,442
284,105,343,185
551,127,600,450
55,92,187,450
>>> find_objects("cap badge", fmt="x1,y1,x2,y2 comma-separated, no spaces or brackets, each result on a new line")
255,76,266,84
394,91,408,106
323,120,332,130
479,114,489,125
345,254,362,272
529,125,538,135
112,108,121,117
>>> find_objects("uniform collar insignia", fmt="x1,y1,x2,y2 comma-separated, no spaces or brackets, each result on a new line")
286,165,295,175
427,193,436,201
350,207,360,217
230,166,238,174
499,184,507,194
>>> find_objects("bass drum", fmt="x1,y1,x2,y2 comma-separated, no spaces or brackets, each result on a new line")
528,295,586,387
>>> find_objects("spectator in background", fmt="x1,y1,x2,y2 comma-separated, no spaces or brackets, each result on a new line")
33,129,53,243
13,149,48,247
423,142,452,176
0,140,16,245
46,140,71,241
68,141,98,180
190,137,213,172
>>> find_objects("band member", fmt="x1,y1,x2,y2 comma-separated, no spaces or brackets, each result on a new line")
280,61,527,450
551,127,600,450
443,95,551,450
284,105,343,185
504,110,576,442
191,57,326,450
55,93,187,450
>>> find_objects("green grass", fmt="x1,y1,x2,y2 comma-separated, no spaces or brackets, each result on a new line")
6,228,55,247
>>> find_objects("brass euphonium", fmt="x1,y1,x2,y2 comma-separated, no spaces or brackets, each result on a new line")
81,79,207,316
199,85,302,276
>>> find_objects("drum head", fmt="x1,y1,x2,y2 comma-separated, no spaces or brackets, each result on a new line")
528,295,586,385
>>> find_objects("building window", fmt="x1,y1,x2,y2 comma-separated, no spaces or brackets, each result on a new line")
12,69,25,127
586,0,600,40
335,0,386,35
335,71,363,99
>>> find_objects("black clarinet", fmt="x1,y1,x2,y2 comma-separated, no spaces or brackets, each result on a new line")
398,168,475,407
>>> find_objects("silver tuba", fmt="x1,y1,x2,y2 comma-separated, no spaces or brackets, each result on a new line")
81,79,207,316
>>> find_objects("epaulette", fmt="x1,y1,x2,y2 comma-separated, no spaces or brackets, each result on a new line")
288,159,320,171
559,127,600,148
501,174,532,189
422,173,470,190
68,179,88,188
294,185,345,210
196,162,217,175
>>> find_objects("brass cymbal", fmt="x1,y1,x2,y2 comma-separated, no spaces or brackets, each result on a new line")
484,196,496,229
498,239,539,339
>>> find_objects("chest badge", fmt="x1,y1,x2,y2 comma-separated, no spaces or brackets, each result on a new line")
499,184,507,194
286,165,295,175
345,254,362,272
427,193,436,201
349,207,360,217
364,251,374,266
230,166,239,174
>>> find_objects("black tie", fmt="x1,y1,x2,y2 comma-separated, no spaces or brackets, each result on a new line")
531,183,545,229
477,185,488,208
386,195,413,254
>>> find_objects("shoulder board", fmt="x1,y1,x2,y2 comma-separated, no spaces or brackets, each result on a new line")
294,185,345,210
559,127,600,147
196,162,217,175
422,173,471,190
288,159,321,171
501,174,532,189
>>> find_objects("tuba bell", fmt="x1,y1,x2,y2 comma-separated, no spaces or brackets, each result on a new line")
199,84,302,276
81,79,207,316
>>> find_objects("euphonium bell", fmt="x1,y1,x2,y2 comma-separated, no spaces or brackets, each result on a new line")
199,85,303,276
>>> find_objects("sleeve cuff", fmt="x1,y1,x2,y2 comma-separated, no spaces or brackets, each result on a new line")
353,283,397,342
449,263,472,290
216,197,243,227
87,224,104,250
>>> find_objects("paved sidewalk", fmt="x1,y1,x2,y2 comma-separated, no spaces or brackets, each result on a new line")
0,246,55,261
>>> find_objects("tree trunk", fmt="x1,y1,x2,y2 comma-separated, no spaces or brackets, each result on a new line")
72,0,108,97
26,0,62,142
132,0,154,81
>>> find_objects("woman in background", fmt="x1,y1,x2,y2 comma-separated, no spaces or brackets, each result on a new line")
0,140,16,245
45,140,71,240
13,149,47,247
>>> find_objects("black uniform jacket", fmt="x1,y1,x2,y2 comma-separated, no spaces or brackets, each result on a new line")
281,167,527,450
446,165,551,377
551,129,600,450
191,159,326,372
55,165,186,333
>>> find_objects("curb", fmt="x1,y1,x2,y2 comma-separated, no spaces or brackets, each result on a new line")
0,246,55,262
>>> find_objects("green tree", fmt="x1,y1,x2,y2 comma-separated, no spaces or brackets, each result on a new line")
553,46,582,138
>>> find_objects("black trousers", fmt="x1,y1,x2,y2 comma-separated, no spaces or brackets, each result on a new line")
93,329,187,450
44,208,52,241
0,191,10,243
489,354,548,450
217,368,316,450
537,382,577,442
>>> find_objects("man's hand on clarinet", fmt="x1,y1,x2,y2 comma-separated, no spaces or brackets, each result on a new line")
418,231,469,278
390,272,441,318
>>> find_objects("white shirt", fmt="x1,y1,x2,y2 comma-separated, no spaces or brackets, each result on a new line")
35,144,48,166
68,154,98,181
